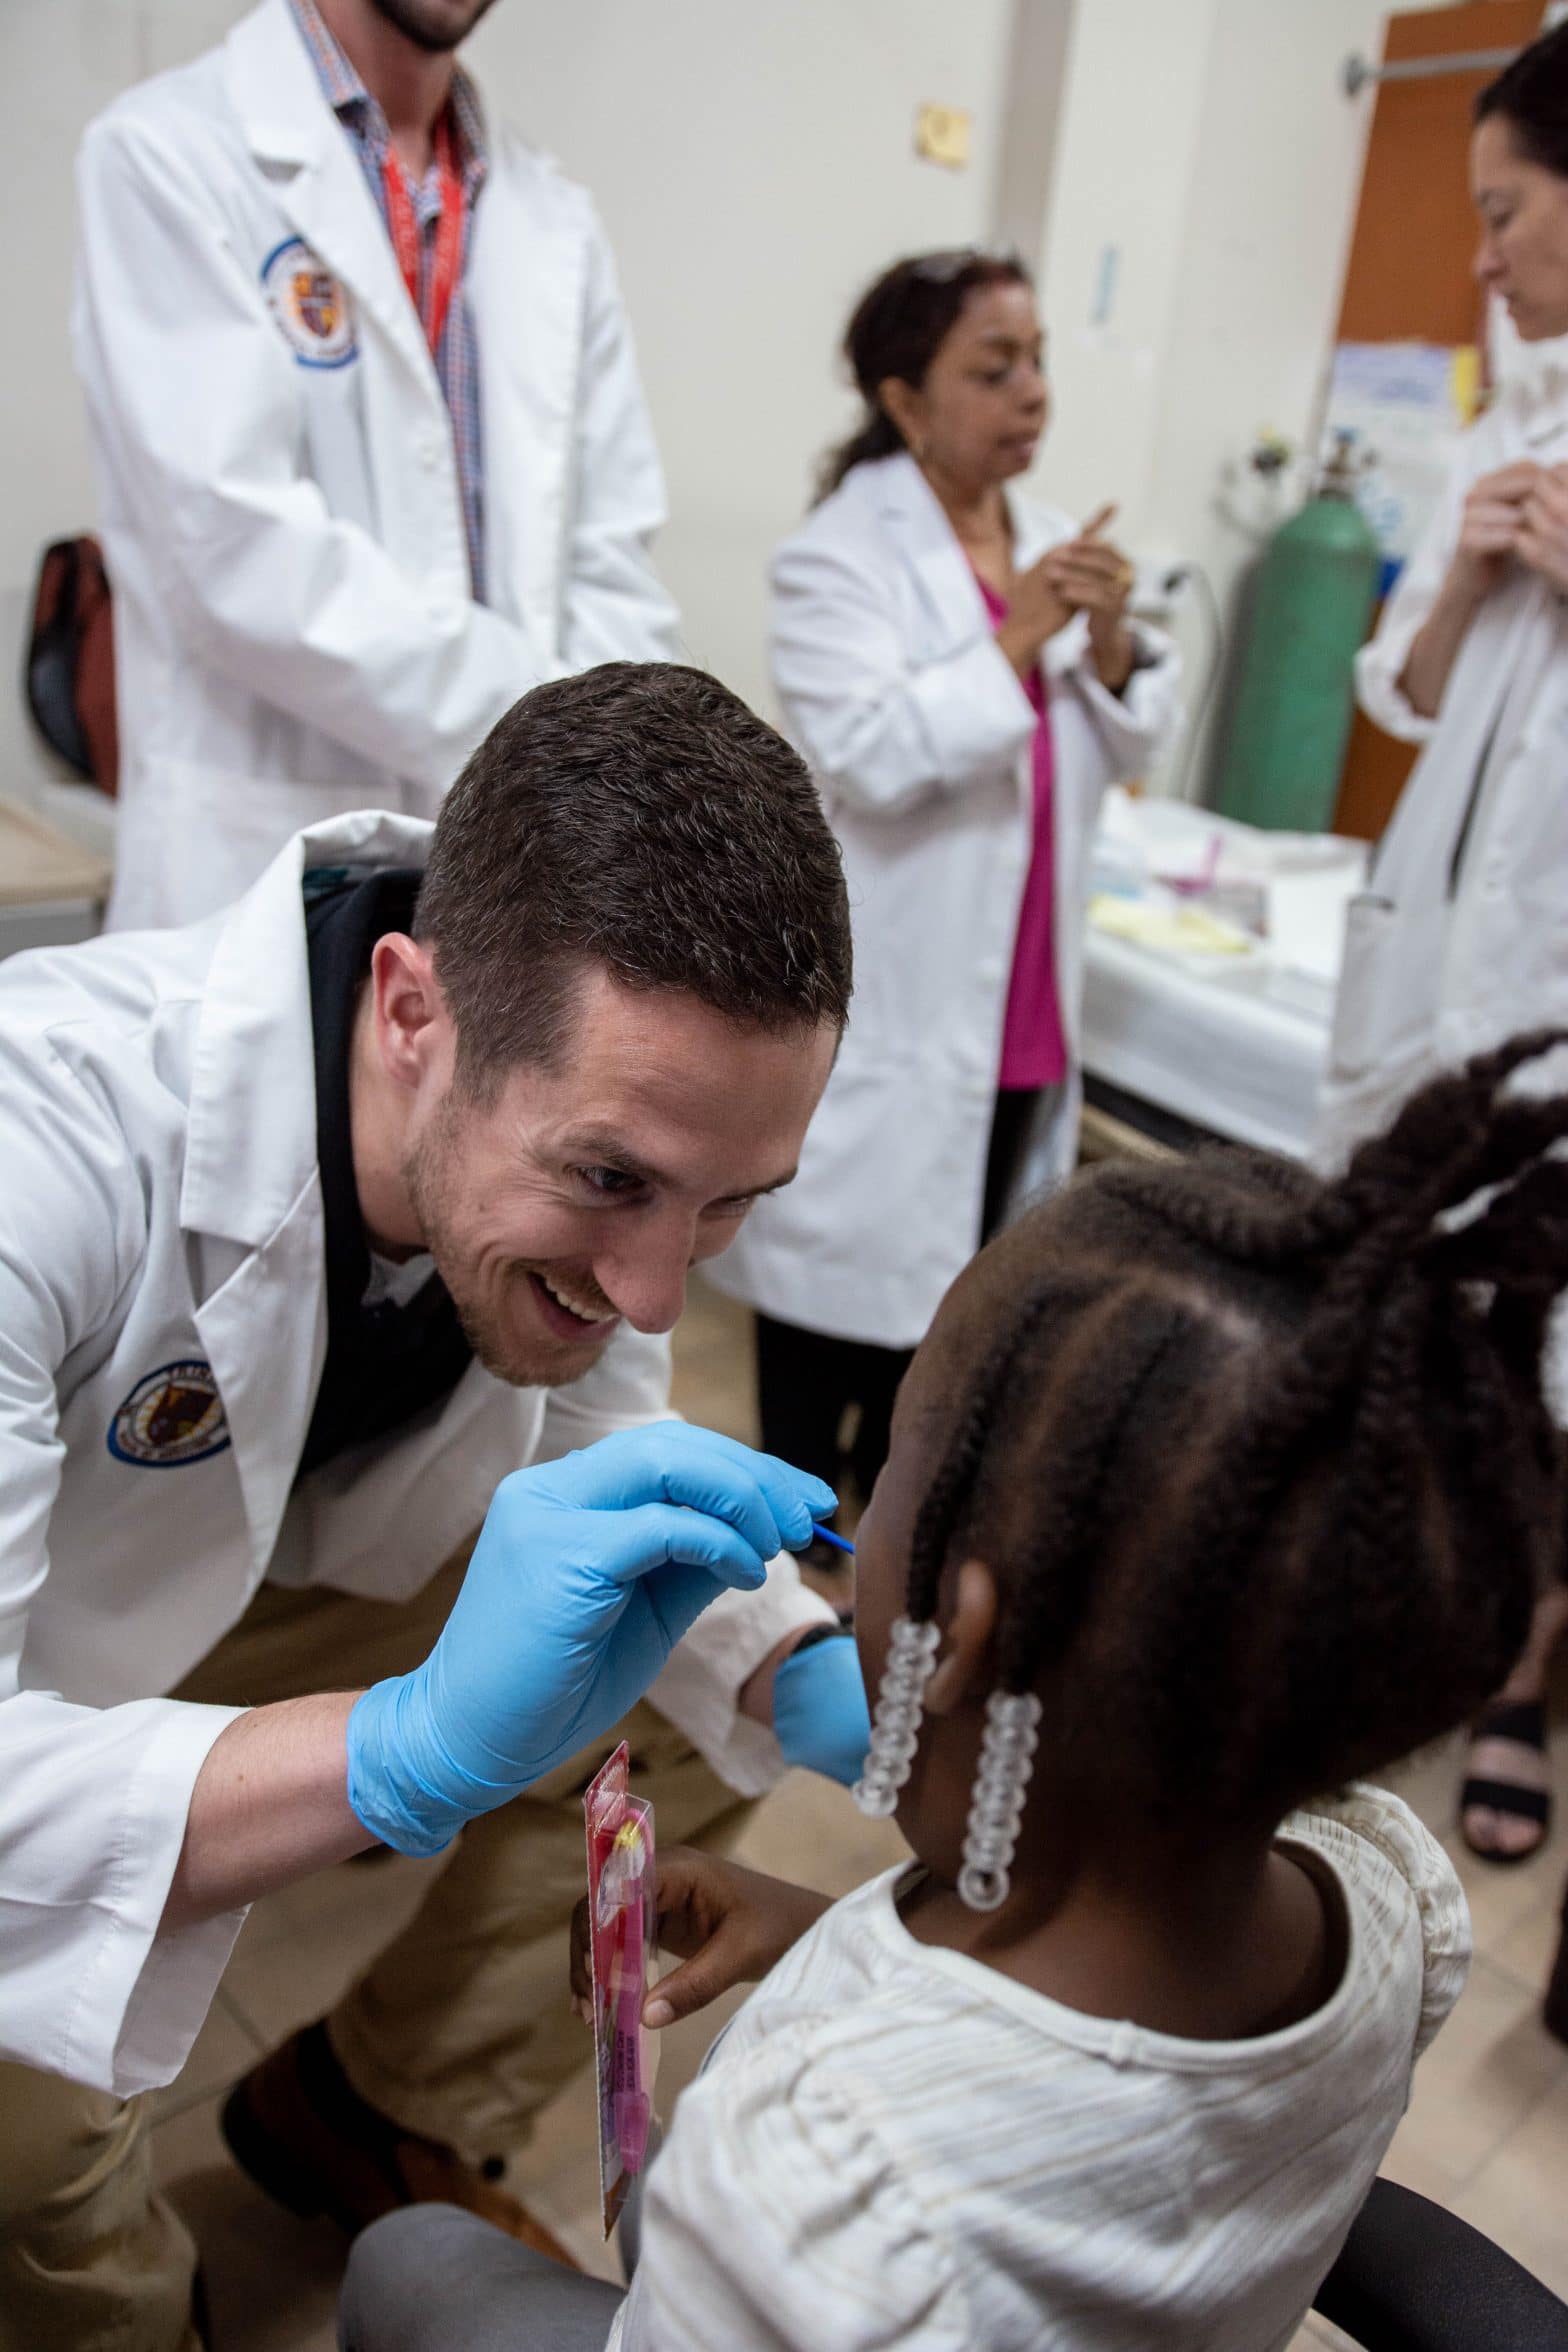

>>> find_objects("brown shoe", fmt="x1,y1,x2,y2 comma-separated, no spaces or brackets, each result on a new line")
220,2020,578,2267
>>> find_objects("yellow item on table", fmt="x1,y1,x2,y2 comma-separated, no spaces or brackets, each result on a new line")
1089,894,1252,957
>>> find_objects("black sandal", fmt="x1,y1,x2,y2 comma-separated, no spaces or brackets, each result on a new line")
1547,1878,1568,2047
1459,1698,1552,1865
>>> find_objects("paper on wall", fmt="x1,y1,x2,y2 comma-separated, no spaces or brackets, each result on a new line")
1325,340,1479,577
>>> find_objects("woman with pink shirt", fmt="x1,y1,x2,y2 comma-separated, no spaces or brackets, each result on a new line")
710,251,1180,1511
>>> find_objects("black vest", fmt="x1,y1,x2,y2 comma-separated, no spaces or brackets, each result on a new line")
295,868,474,1482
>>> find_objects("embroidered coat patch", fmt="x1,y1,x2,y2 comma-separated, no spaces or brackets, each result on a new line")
108,1360,232,1467
261,236,358,368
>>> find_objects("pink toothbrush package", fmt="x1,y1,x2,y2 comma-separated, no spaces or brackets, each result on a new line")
583,1741,660,2237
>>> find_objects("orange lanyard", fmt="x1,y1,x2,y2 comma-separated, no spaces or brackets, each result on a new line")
382,112,465,357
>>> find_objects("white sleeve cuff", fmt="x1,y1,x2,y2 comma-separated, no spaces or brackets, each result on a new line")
1355,637,1439,746
645,1555,837,1798
0,1691,248,2094
75,1698,250,2098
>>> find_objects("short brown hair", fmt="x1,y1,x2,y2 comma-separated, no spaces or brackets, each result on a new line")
416,662,852,1092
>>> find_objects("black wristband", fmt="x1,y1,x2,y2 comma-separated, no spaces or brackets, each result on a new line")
787,1622,855,1657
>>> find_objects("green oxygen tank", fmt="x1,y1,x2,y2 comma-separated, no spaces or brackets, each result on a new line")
1211,434,1381,833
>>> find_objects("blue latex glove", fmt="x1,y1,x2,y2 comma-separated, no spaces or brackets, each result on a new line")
347,1423,837,1855
771,1632,872,1787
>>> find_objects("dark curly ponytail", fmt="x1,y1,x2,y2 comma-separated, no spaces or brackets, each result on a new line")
905,1031,1568,1826
817,249,1032,501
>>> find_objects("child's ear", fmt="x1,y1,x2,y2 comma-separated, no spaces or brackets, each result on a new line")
925,1558,1001,1715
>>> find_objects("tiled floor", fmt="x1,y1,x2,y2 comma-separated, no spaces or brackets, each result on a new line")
155,1274,1568,2349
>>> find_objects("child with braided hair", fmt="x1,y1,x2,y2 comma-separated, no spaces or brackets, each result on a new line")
344,1034,1568,2352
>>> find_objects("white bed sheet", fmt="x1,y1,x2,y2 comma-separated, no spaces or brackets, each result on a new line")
1079,796,1363,1160
1080,932,1332,1159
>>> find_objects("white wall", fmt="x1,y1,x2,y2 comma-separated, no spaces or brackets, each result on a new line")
466,2,1012,713
1029,0,1406,795
1032,0,1230,544
0,0,1010,822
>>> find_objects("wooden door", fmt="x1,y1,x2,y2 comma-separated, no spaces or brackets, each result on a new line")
1331,0,1549,841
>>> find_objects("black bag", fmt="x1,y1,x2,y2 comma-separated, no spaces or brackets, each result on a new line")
26,535,118,794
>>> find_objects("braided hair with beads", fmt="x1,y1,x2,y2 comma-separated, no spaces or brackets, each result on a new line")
899,1030,1568,1838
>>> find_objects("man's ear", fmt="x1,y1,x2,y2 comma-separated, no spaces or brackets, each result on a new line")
369,933,447,1093
925,1557,1001,1716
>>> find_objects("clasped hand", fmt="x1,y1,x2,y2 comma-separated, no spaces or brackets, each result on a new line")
1001,499,1137,687
1457,459,1568,597
346,1423,836,1856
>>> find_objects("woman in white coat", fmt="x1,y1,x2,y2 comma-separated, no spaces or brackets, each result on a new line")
710,252,1179,1509
1320,25,1568,1890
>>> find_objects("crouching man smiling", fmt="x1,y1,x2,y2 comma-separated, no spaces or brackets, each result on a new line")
0,662,863,2352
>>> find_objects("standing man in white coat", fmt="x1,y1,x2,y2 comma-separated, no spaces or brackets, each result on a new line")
1319,28,1568,1889
0,665,869,2352
74,0,680,932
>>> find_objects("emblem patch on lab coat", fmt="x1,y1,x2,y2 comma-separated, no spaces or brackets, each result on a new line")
260,237,357,368
108,1360,232,1468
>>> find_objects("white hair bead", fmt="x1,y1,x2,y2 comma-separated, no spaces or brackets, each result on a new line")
852,1615,940,1818
957,1689,1042,1912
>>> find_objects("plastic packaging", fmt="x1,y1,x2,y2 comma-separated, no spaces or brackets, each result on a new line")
583,1741,659,2236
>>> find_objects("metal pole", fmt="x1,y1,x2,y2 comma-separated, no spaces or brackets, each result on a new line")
1342,47,1520,99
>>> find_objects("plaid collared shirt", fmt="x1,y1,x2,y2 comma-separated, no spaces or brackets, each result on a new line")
290,0,489,600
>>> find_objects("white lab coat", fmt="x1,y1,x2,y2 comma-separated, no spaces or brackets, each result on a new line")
0,810,828,2098
1319,347,1568,1161
709,454,1180,1350
72,0,681,933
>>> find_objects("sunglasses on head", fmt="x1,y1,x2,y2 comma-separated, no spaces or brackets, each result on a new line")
908,245,1028,285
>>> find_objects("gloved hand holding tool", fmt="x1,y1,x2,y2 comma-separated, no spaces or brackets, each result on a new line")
347,1422,838,1855
771,1629,872,1786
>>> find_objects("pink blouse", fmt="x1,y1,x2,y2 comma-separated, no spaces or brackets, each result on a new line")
974,573,1068,1089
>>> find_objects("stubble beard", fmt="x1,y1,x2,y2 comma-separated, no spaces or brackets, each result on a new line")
366,0,498,55
403,1095,610,1390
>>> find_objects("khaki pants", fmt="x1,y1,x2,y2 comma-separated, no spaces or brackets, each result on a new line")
0,1558,745,2352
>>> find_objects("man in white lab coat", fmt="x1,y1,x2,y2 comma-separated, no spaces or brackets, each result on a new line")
0,665,866,2352
73,0,681,932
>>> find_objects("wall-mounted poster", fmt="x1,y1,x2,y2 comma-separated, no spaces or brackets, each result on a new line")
1325,340,1481,591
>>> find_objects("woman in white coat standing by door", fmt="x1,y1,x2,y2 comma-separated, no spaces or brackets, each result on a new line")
1320,26,1568,1898
710,251,1179,1514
